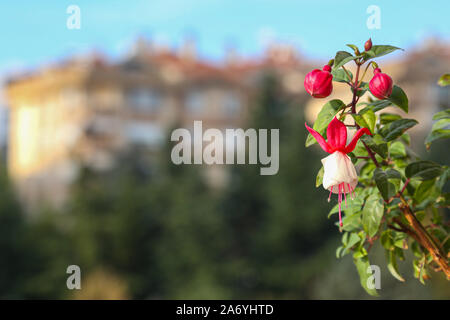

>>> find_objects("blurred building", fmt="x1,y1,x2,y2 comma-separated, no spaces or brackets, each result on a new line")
4,38,308,208
5,37,449,209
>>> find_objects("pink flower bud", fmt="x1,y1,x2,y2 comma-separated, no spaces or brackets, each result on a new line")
304,65,333,98
364,38,372,51
369,68,393,99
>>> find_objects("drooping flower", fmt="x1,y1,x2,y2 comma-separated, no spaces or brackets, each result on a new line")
305,117,371,228
304,65,333,98
369,68,393,99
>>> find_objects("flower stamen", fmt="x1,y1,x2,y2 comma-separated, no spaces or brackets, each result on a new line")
338,184,343,228
347,183,353,200
343,183,347,207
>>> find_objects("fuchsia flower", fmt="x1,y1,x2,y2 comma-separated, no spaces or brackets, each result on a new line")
305,117,372,228
304,65,333,98
369,68,393,99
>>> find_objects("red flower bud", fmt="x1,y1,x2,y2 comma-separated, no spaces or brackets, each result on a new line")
304,65,333,98
364,38,372,51
369,68,393,99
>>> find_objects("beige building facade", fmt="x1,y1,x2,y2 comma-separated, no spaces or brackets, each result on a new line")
4,39,449,208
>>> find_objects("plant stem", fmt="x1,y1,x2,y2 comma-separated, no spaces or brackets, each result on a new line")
350,62,380,168
399,178,410,195
399,195,450,279
361,141,380,167
357,62,372,87
342,66,353,83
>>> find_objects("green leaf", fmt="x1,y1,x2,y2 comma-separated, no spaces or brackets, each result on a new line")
336,246,344,258
432,109,450,120
316,166,324,188
425,118,450,149
411,241,422,258
380,113,402,125
387,85,409,113
331,68,353,83
400,133,410,145
380,119,418,142
381,230,393,250
362,109,376,132
353,141,369,158
361,134,388,158
389,141,406,158
305,99,346,147
359,99,393,114
362,193,384,237
353,245,368,259
386,250,405,282
363,45,403,61
333,51,360,69
328,196,364,218
437,168,450,191
386,169,402,179
352,109,377,133
351,114,370,130
348,152,358,164
346,232,362,251
414,179,439,204
431,118,450,131
437,192,450,208
353,255,379,296
342,212,363,232
373,168,397,201
342,232,349,246
346,44,360,53
425,130,450,149
414,210,426,222
437,74,450,87
413,258,429,284
405,161,443,180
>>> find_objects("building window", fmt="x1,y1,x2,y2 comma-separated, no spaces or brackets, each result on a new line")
186,91,205,115
222,91,241,116
125,122,164,146
128,88,162,112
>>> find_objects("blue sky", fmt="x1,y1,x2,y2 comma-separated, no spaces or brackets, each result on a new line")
0,0,449,74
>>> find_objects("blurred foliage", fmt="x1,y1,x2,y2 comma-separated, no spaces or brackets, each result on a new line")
0,75,448,299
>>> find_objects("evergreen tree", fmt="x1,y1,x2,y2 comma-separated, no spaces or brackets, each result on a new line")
219,73,338,298
0,163,31,298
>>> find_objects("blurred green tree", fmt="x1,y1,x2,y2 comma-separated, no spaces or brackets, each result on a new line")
218,74,339,298
0,163,31,298
4,73,446,299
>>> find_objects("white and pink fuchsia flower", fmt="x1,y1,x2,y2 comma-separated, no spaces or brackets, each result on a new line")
305,117,371,228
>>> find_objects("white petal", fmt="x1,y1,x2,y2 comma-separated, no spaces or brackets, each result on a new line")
321,151,358,193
